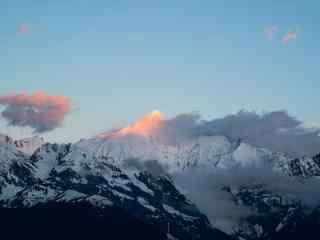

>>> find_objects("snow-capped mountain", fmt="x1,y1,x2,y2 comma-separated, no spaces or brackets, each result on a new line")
1,131,320,239
0,139,229,240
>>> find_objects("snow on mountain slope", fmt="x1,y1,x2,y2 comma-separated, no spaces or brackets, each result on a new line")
75,135,241,172
0,134,44,155
0,134,13,145
13,136,45,155
0,143,35,203
30,143,71,179
75,134,316,177
274,152,320,177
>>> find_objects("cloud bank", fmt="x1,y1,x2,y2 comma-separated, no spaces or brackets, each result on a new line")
200,111,320,157
0,92,72,133
152,110,320,157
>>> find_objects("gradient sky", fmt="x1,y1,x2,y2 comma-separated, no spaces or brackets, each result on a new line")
0,0,319,142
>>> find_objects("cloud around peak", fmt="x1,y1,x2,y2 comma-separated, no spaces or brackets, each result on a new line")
197,110,320,157
100,110,320,157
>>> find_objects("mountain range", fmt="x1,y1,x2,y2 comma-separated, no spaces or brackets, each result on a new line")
0,132,320,239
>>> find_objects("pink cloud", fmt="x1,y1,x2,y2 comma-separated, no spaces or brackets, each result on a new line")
18,23,30,35
282,31,298,45
0,92,72,133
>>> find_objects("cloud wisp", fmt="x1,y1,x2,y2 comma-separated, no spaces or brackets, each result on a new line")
263,26,299,45
18,23,30,35
264,25,278,40
0,92,72,133
17,23,47,36
282,31,298,44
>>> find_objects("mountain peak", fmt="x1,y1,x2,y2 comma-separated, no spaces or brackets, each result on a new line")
98,110,165,139
13,136,45,155
0,134,45,155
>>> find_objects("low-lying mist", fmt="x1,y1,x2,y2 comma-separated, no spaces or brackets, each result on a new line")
174,165,320,233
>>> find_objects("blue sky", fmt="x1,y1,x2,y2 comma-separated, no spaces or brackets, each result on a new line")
0,0,319,142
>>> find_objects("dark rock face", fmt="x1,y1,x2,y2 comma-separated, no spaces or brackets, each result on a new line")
269,208,320,240
0,202,167,240
286,156,320,177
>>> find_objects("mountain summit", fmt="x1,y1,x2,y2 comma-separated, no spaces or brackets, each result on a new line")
98,110,164,139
